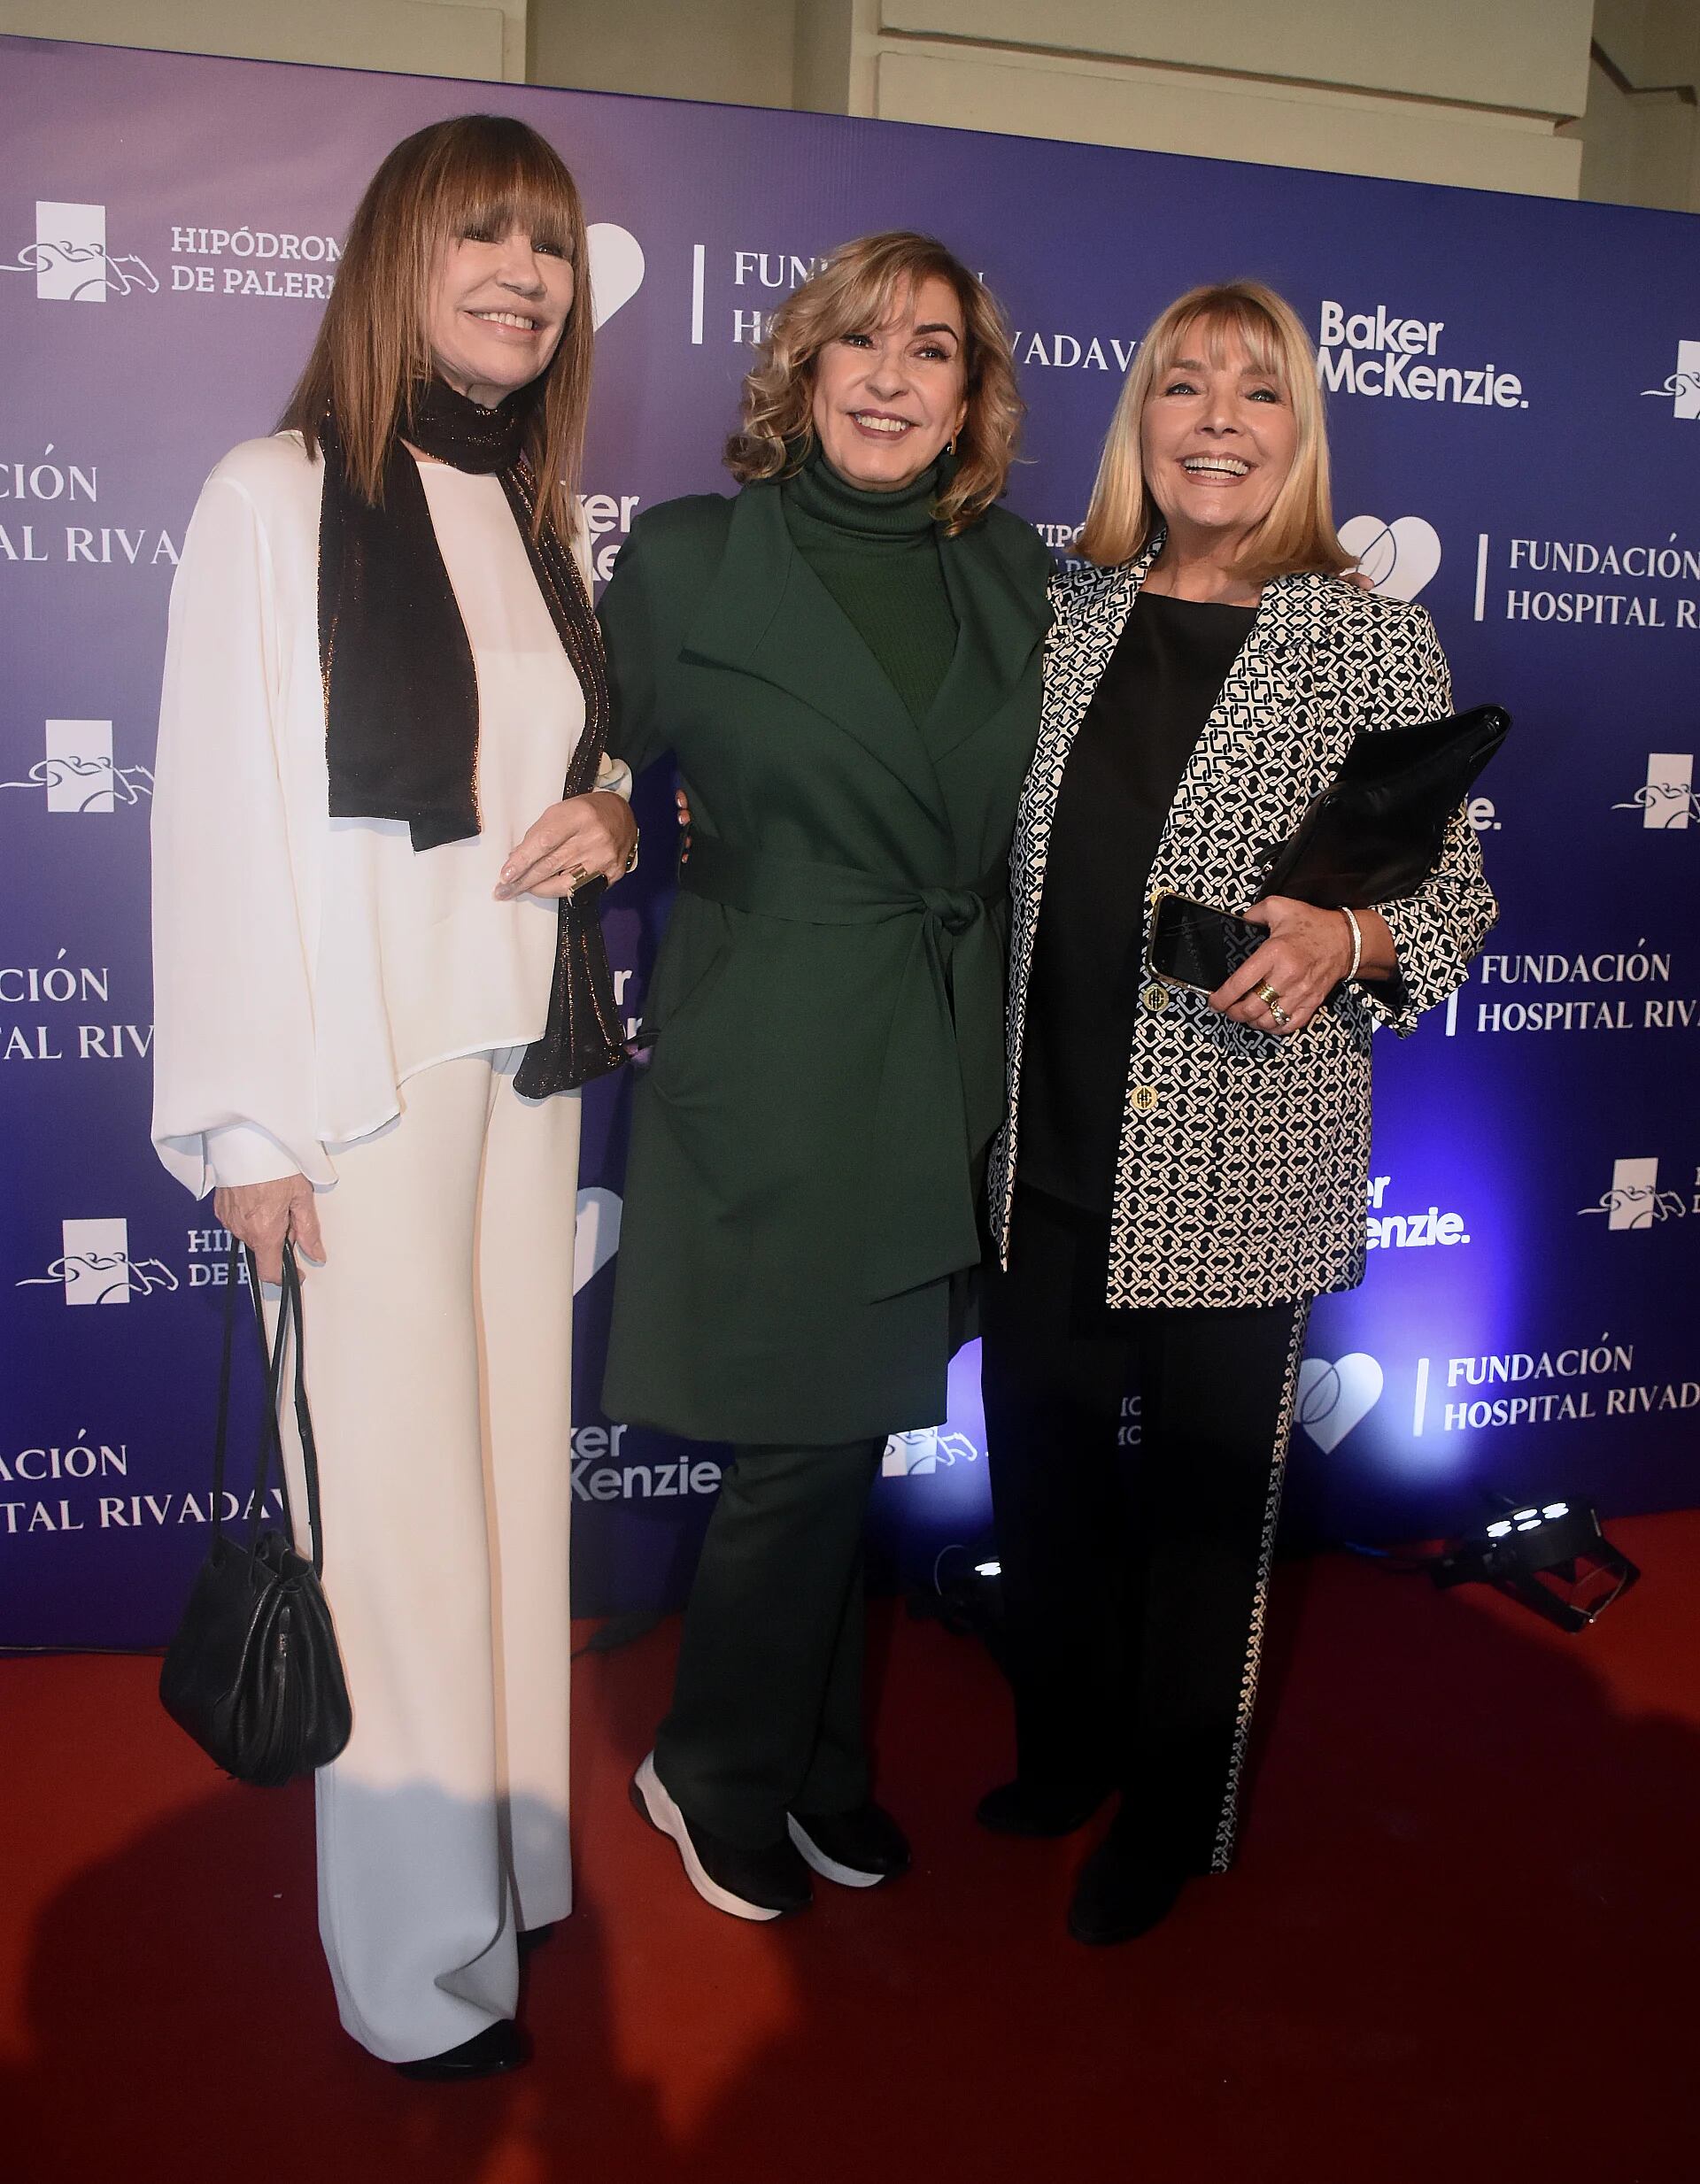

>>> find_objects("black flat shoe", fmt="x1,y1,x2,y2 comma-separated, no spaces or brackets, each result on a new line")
631,1752,812,1921
1067,1837,1186,1947
517,1923,555,1954
393,2019,529,2081
976,1778,1112,1839
788,1802,911,1887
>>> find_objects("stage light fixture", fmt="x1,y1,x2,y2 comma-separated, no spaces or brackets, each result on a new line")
909,1539,1008,1667
1426,1495,1640,1632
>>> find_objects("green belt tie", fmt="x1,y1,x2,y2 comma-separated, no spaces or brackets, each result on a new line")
680,837,1008,1303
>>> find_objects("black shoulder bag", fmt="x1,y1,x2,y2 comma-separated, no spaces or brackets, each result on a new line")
158,1237,352,1786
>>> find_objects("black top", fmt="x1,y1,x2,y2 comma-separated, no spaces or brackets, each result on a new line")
1017,588,1256,1213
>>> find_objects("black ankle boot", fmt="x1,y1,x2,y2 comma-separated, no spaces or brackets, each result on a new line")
1067,1836,1186,1946
976,1778,1111,1838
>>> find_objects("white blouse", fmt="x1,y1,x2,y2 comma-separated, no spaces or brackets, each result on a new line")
151,433,628,1196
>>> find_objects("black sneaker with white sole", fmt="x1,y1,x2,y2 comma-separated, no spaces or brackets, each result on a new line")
787,1802,911,1887
630,1751,812,1921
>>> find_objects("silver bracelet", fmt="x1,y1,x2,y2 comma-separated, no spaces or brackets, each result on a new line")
1341,906,1364,983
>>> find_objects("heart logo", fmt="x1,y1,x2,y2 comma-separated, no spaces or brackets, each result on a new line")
587,223,645,331
574,1186,622,1293
1295,1352,1385,1453
1337,514,1442,601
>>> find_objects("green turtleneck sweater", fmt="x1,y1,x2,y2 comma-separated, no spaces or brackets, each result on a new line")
781,447,958,726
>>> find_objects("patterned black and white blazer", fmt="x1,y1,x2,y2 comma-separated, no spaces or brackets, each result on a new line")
988,537,1498,1310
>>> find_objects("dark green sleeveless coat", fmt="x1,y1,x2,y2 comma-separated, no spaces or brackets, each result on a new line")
599,478,1050,1443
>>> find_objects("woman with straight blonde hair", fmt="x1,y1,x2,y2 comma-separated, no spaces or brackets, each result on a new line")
600,230,1050,1922
1078,281,1351,579
151,114,637,2076
978,280,1495,1944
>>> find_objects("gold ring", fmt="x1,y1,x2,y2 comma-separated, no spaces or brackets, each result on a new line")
1256,980,1281,1009
568,862,590,890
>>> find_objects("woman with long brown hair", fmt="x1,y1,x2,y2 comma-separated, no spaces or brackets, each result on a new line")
150,115,636,2077
599,231,1050,1923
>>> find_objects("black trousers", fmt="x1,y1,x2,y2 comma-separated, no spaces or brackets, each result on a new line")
980,1186,1310,1875
655,1438,885,1848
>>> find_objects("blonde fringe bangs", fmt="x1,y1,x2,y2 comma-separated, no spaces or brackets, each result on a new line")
1078,280,1350,584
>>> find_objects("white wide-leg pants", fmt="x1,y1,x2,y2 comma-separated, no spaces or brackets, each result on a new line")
270,1048,579,2063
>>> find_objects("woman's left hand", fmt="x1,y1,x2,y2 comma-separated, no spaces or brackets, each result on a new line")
1211,895,1355,1037
496,790,638,900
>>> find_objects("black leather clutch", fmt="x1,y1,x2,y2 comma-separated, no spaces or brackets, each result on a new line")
1148,703,1510,993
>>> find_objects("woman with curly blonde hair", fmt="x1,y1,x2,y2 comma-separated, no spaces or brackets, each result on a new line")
600,230,1050,1921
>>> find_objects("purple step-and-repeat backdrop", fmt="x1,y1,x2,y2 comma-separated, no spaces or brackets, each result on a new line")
2,35,1697,1647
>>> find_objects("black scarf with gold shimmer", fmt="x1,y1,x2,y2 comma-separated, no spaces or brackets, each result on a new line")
317,377,626,1094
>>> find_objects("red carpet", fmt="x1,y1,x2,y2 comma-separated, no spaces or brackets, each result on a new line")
4,1515,1697,2184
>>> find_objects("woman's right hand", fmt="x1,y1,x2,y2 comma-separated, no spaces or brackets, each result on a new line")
213,1176,325,1285
496,791,638,900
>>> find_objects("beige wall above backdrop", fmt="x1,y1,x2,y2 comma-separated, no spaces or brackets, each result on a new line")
532,0,799,109
0,0,529,81
5,0,1697,209
1571,0,1700,211
810,0,1593,198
